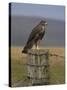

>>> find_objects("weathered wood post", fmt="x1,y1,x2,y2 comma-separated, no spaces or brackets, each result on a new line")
26,49,50,85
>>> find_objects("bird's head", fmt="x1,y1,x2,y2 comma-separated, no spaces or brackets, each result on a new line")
40,20,48,27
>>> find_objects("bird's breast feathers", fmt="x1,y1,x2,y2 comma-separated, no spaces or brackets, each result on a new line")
41,26,45,32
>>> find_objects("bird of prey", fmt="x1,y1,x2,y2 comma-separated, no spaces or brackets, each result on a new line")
22,20,48,53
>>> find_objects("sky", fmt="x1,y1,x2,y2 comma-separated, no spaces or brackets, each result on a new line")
11,3,65,21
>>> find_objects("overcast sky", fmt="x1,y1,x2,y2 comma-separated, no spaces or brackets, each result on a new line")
11,3,65,21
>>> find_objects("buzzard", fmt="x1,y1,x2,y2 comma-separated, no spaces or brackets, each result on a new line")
22,20,48,53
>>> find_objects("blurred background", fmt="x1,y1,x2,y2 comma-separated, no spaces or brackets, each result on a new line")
11,3,65,47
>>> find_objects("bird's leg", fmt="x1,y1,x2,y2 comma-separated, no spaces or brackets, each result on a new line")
38,40,40,49
37,40,40,50
35,43,37,49
35,42,38,52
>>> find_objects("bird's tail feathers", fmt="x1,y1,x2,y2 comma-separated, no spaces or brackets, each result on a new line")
22,46,28,54
22,49,27,53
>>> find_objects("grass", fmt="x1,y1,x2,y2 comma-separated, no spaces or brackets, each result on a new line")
49,60,65,84
11,47,65,86
11,59,27,85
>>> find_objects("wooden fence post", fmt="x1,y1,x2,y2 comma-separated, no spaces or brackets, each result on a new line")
26,49,50,85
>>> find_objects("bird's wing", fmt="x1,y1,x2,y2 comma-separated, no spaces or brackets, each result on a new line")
26,25,42,44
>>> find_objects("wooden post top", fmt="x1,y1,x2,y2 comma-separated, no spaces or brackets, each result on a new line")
28,49,49,56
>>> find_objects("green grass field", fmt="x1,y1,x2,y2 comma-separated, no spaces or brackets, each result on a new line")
11,47,65,86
